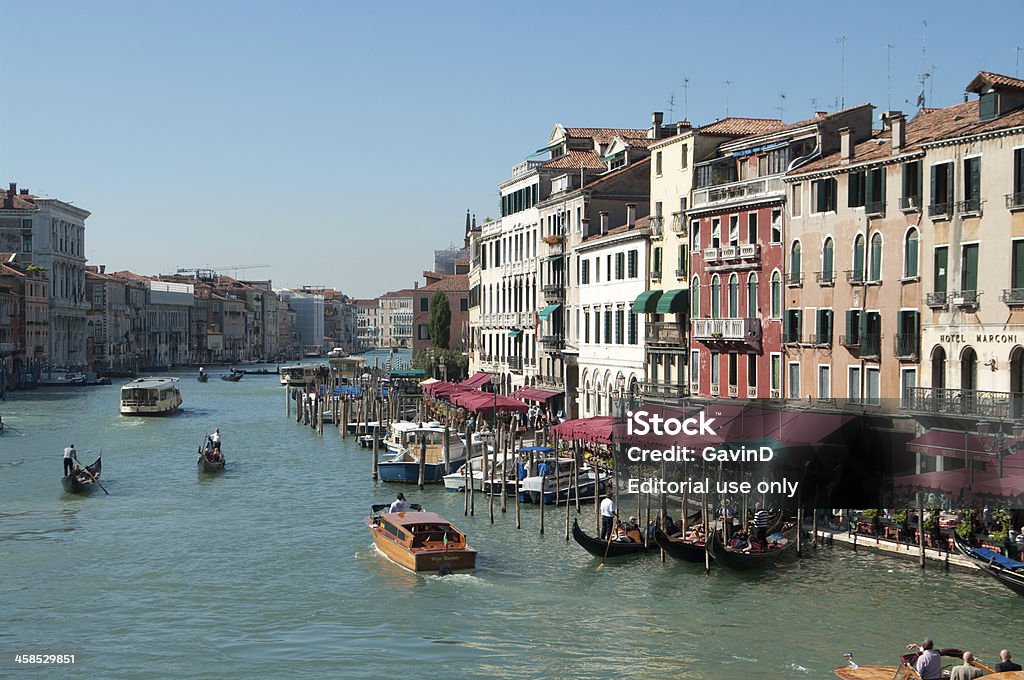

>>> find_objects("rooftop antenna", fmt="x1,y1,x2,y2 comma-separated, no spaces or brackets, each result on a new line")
724,80,733,117
667,93,676,123
837,35,847,109
1017,46,1022,77
886,44,895,112
916,19,928,109
777,92,786,119
682,78,690,120
810,97,818,110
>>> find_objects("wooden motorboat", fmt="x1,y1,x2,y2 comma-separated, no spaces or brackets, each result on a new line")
221,371,243,382
571,518,654,558
707,522,798,570
653,526,709,563
834,648,998,679
366,505,476,573
197,449,225,473
62,456,102,494
953,532,1024,596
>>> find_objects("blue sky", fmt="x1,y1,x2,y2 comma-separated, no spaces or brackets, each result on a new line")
3,0,1022,298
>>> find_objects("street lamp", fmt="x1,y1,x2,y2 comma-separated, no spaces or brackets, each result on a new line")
615,374,626,418
977,420,1024,478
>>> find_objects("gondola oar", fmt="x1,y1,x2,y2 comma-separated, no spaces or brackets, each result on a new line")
81,450,109,495
596,526,615,571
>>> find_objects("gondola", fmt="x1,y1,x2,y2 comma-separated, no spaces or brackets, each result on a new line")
707,522,799,570
197,372,209,383
653,526,709,563
570,518,656,558
61,456,102,494
197,449,225,473
220,371,243,382
953,531,1024,596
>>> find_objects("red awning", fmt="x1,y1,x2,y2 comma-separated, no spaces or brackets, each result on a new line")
511,387,562,402
892,468,980,495
970,474,1024,499
551,416,616,444
460,372,493,388
906,429,987,457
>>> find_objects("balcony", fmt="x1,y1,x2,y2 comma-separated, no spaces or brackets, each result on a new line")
926,292,948,308
692,176,785,209
839,334,860,349
704,247,720,262
957,198,982,216
865,201,886,217
675,268,687,279
786,272,804,288
857,334,881,357
508,356,523,371
719,245,738,260
1007,192,1024,210
540,335,564,351
902,387,1024,420
899,196,922,212
0,342,16,355
949,290,980,309
651,269,662,282
894,333,920,360
1001,289,1024,306
671,212,685,232
692,318,762,348
511,159,543,177
739,243,760,260
640,381,687,401
815,271,836,286
645,321,685,347
542,283,565,301
651,216,664,238
927,202,951,219
845,270,865,285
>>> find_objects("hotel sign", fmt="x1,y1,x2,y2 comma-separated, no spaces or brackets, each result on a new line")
940,333,1019,344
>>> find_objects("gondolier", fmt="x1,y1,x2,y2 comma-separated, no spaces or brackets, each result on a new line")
752,503,770,548
600,493,617,540
63,444,79,477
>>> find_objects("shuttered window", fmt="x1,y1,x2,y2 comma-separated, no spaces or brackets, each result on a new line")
1013,240,1024,290
934,246,948,293
961,244,979,292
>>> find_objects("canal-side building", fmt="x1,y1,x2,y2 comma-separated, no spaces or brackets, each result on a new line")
0,253,49,387
354,298,382,351
378,289,413,349
85,266,135,374
411,272,469,356
688,106,873,401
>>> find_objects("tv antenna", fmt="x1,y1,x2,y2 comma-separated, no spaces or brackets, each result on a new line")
777,92,786,119
682,77,690,120
886,44,895,112
837,36,847,109
724,80,733,117
667,93,676,122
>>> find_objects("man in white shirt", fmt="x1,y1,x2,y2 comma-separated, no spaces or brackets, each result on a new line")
63,444,79,477
390,492,409,513
599,494,617,540
905,639,941,680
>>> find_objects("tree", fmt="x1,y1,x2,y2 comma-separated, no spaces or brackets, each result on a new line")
428,290,451,349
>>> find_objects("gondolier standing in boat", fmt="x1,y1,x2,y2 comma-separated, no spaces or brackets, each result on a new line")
211,428,221,451
752,503,770,548
600,493,617,540
63,444,79,477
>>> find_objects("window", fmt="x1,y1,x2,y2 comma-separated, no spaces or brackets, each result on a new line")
653,247,662,276
784,309,802,343
420,298,429,312
680,143,688,168
812,178,837,212
1014,148,1024,204
595,257,600,282
615,252,624,280
816,309,833,344
22,234,32,253
593,310,600,344
818,365,831,400
869,232,883,282
627,312,638,344
728,274,739,318
822,237,835,282
615,310,624,344
866,167,886,213
791,184,802,217
848,170,866,208
690,349,700,384
770,354,782,393
677,244,687,277
903,229,919,278
963,156,981,211
770,209,782,243
460,298,468,311
866,367,881,405
656,151,663,175
853,234,866,281
1013,240,1024,291
902,160,922,209
711,275,721,318
584,311,590,343
747,212,758,244
711,219,721,248
770,271,782,318
417,324,430,340
790,241,802,283
627,250,638,278
729,216,739,245
690,277,700,318
788,362,801,399
746,273,758,317
711,352,720,385
747,355,757,388
848,366,862,402
604,310,612,344
581,258,590,284
897,310,920,357
930,162,953,214
691,221,701,252
728,354,738,387
934,246,948,293
961,243,979,292
901,368,917,407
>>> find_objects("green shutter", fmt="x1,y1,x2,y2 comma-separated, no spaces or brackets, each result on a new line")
962,244,979,291
877,168,886,203
969,157,981,202
848,173,862,207
934,247,947,293
1014,241,1024,289
863,171,873,207
929,164,937,206
1016,149,1024,194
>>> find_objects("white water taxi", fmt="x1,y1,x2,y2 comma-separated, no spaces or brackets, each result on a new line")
119,377,182,416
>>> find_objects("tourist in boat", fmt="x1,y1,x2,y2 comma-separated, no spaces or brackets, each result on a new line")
949,651,985,680
390,492,409,513
612,520,633,543
599,493,617,540
996,649,1022,673
63,444,79,477
905,639,942,680
663,514,680,537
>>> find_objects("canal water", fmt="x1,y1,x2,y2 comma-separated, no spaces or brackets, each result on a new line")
1,373,1021,679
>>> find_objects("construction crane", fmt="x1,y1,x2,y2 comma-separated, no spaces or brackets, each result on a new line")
176,264,271,280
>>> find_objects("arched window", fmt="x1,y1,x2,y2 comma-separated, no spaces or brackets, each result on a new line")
853,233,866,281
728,274,739,318
930,346,946,390
710,274,721,318
690,276,700,318
869,232,883,282
961,347,977,392
904,228,919,278
770,271,782,319
822,237,834,282
746,273,759,318
790,241,802,285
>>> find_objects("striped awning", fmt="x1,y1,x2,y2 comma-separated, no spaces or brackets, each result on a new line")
631,290,663,313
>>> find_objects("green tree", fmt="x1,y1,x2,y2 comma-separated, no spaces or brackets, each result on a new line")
429,290,451,349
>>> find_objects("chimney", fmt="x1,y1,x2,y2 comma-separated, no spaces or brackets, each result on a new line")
676,120,691,135
651,111,664,139
581,218,590,237
890,112,905,154
839,127,853,164
414,282,419,290
626,204,636,228
99,264,106,274
9,182,16,195
599,211,609,234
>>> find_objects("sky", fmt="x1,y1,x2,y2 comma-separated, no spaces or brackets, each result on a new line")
3,0,1023,298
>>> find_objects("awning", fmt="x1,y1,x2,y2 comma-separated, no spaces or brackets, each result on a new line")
508,329,522,338
906,430,987,457
631,290,663,314
655,289,688,314
512,386,562,402
459,372,493,388
538,304,561,320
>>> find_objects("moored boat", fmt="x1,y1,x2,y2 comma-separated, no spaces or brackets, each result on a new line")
571,518,655,558
707,522,798,570
365,505,477,573
518,456,609,505
221,370,243,382
653,525,709,563
61,456,102,494
376,424,468,483
119,377,182,416
952,532,1024,596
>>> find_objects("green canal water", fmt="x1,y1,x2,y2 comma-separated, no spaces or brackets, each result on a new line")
1,373,1021,679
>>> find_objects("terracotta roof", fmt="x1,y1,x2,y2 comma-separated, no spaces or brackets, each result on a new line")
424,274,468,292
564,127,649,144
583,156,651,190
967,71,1024,92
0,263,23,277
352,298,379,306
697,117,783,136
382,289,415,298
541,150,604,170
0,189,38,210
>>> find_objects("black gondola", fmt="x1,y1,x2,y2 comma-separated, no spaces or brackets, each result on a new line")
707,523,799,570
197,372,209,383
197,449,225,473
953,532,1024,596
653,526,709,563
570,518,655,558
220,371,243,382
61,456,102,494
